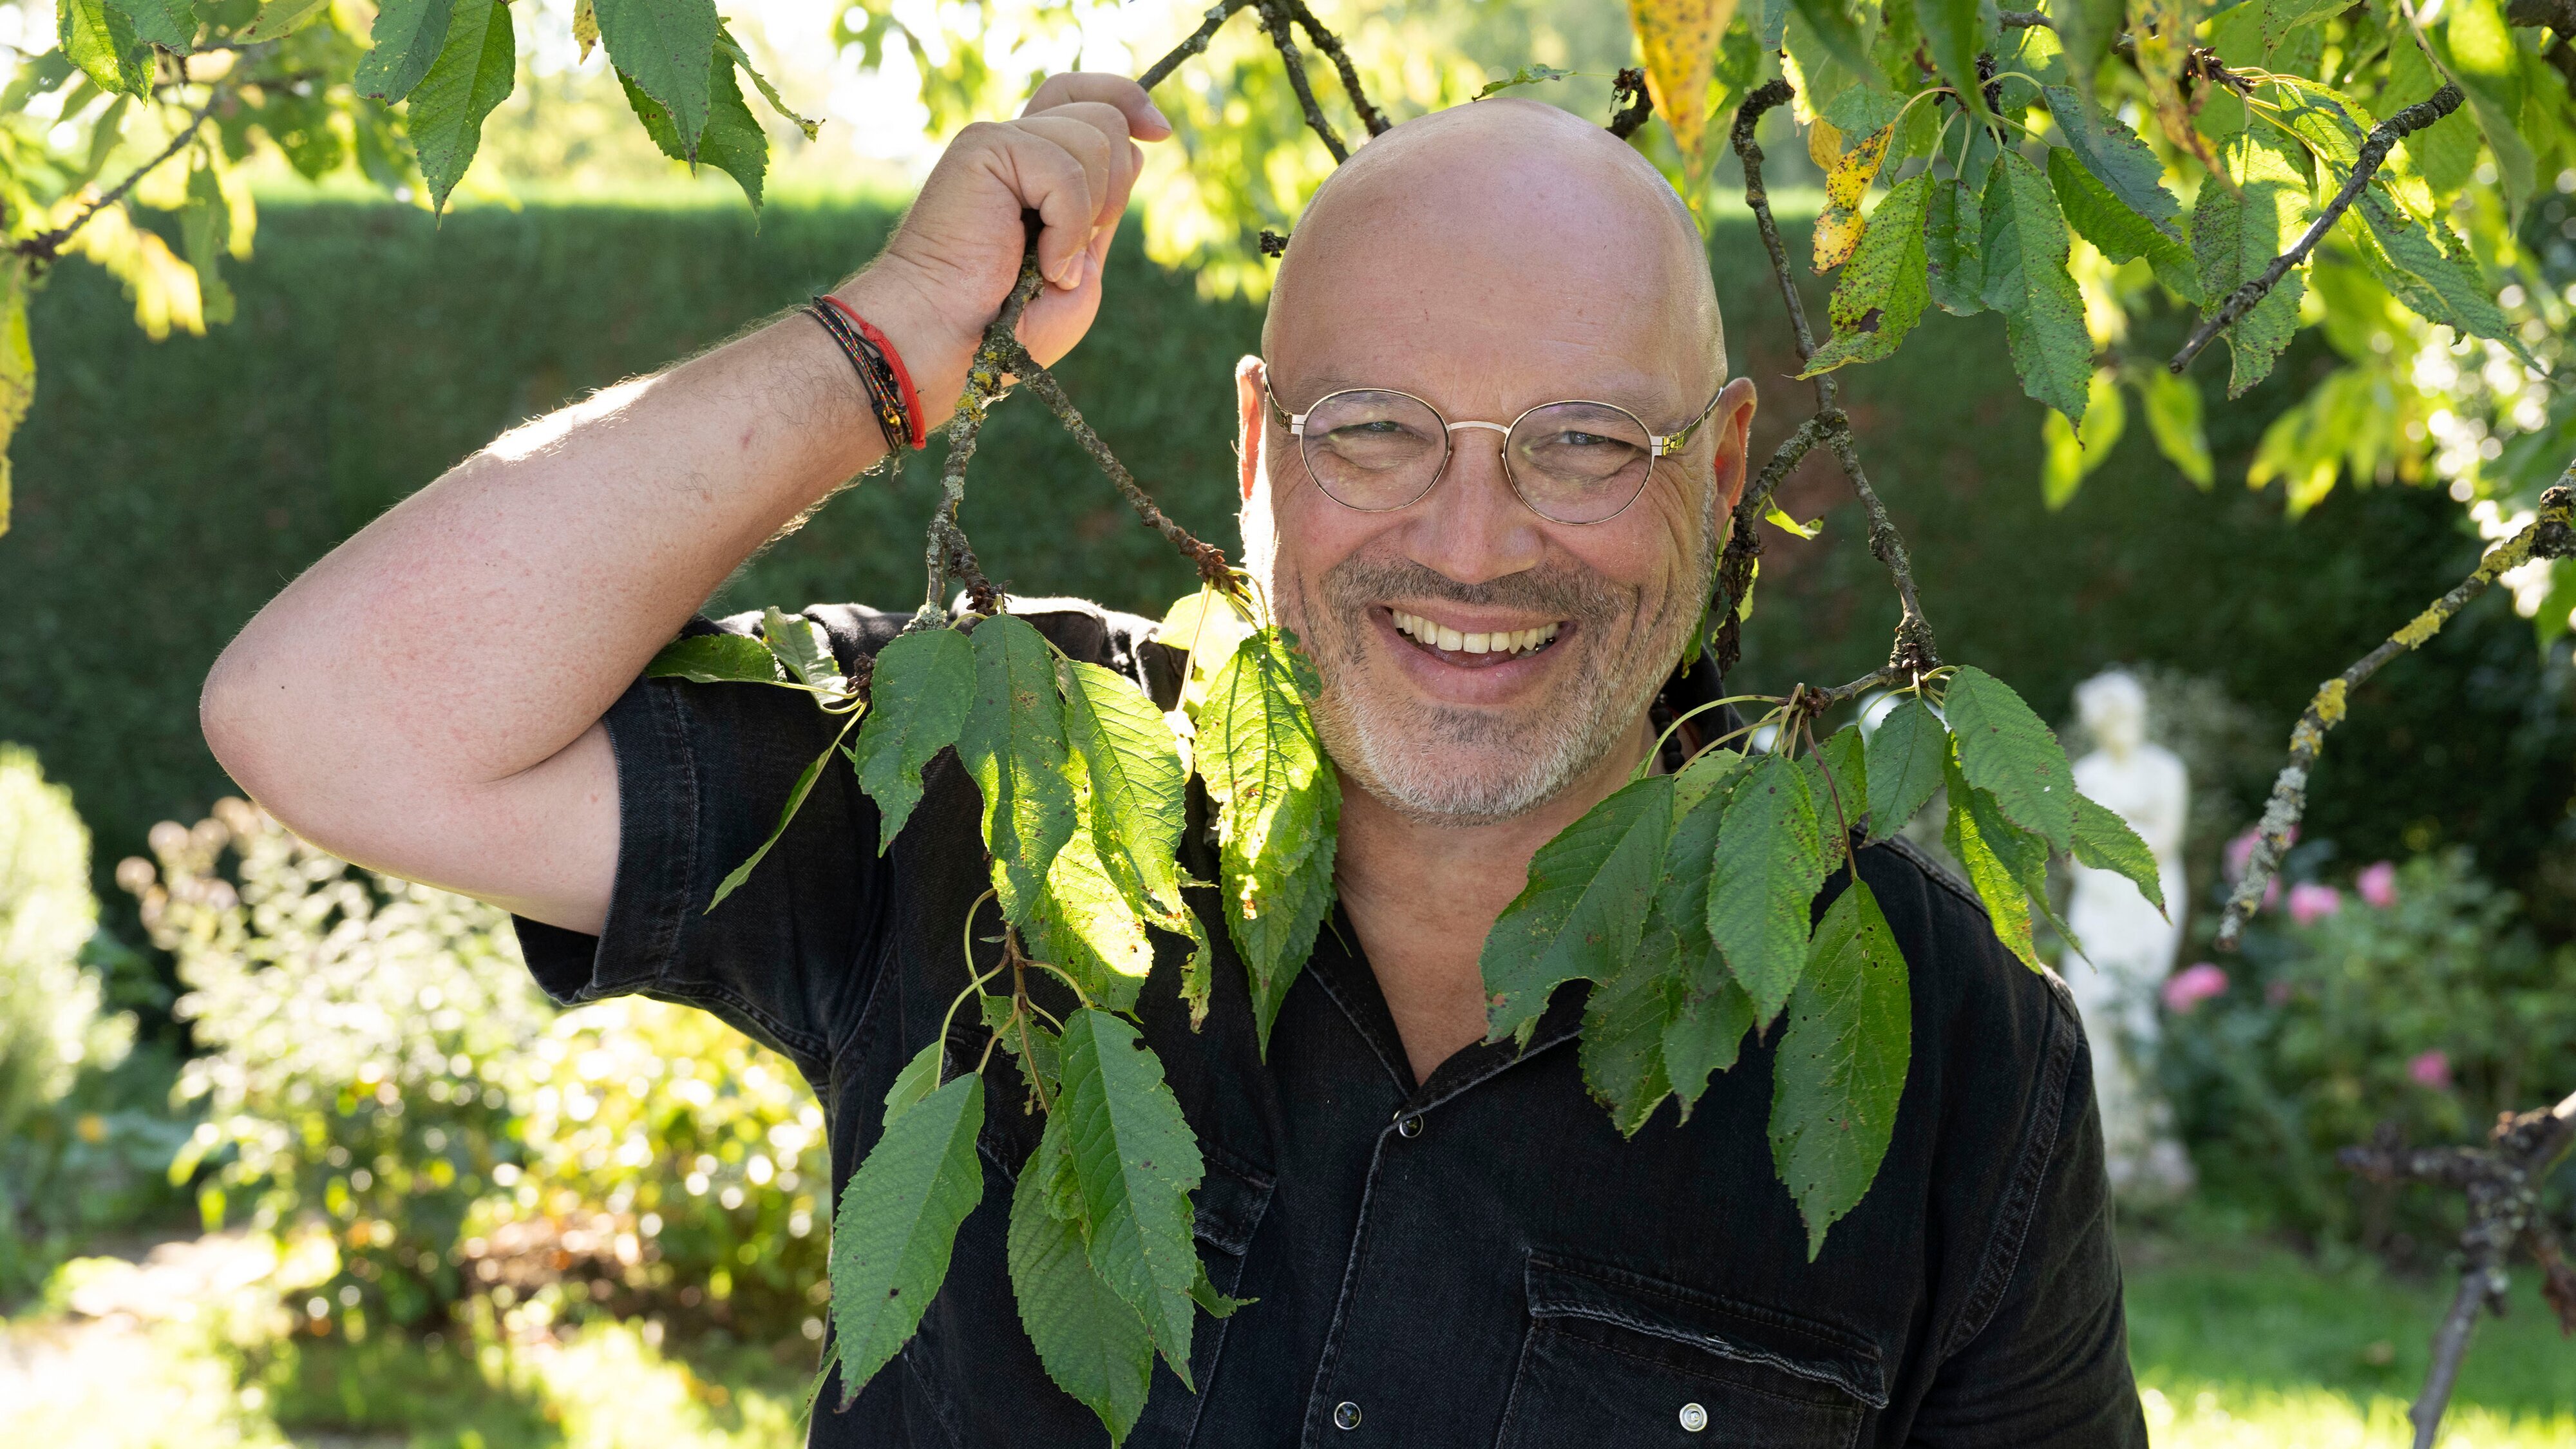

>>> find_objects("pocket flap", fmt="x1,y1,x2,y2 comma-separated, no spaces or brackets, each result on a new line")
1191,1146,1275,1256
1525,1253,1886,1408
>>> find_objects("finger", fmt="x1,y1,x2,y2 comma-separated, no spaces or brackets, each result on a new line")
987,129,1099,289
1023,71,1171,140
1014,112,1119,227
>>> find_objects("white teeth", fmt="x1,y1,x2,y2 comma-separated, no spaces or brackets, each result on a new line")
1436,625,1465,650
1463,632,1490,654
1388,610,1561,656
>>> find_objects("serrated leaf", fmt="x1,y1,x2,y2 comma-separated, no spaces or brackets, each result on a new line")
1709,753,1838,1026
958,615,1077,927
1059,660,1189,923
243,0,331,41
1474,61,1575,99
1940,665,2075,849
60,0,151,98
2071,791,2165,914
2383,33,2477,198
354,0,458,103
829,1071,984,1405
1025,761,1153,1016
407,0,515,214
1481,774,1676,1045
1918,0,1996,122
2040,367,2125,509
1814,724,1868,837
2192,130,2311,398
1924,168,1987,316
760,606,844,695
1579,921,1681,1135
594,0,719,158
2436,0,2532,219
645,632,783,684
1060,1009,1204,1384
1627,0,1740,167
719,27,819,140
106,0,197,52
1821,84,1905,138
1200,627,1338,1050
2042,85,2181,232
1812,122,1895,271
882,1039,943,1127
2136,366,2212,488
1007,1143,1152,1445
1943,761,2045,971
620,50,768,211
2044,146,2201,304
1978,150,2092,427
1651,762,1755,1115
1663,954,1754,1115
1789,0,1876,86
1863,696,1945,840
180,166,233,327
706,710,862,912
1768,880,1909,1260
847,627,974,852
1804,171,1932,375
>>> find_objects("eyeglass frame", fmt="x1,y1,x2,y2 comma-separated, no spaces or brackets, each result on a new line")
1262,379,1729,525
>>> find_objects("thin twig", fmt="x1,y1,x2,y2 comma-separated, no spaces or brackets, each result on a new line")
1730,82,1824,394
1256,0,1349,162
1138,0,1253,90
914,256,1046,629
1607,66,1653,138
2341,1090,2576,1448
2170,82,2463,374
1281,0,1389,136
2218,480,2574,947
17,95,220,261
1003,344,1236,587
1709,415,1827,675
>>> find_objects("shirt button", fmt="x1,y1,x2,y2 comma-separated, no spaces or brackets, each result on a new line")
1332,1400,1363,1430
1396,1113,1424,1139
1678,1401,1709,1433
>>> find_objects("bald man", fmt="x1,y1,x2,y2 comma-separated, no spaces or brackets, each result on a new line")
205,75,2143,1448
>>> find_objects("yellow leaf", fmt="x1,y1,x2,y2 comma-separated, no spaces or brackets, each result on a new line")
1808,117,1844,169
1810,123,1894,272
574,0,599,61
0,260,30,538
1627,0,1741,172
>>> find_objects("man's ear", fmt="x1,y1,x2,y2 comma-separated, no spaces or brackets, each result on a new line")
1707,377,1760,516
1235,355,1267,503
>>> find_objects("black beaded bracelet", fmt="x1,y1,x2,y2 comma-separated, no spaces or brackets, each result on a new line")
803,297,914,457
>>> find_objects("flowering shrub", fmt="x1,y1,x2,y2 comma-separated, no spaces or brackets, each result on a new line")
135,801,826,1341
2159,849,2576,1251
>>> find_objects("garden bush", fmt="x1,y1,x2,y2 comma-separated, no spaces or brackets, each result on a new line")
135,800,827,1342
2159,847,2576,1255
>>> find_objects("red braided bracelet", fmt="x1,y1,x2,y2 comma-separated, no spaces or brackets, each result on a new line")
819,294,925,450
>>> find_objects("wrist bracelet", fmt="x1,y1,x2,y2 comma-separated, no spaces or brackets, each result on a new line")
820,294,925,450
802,296,923,453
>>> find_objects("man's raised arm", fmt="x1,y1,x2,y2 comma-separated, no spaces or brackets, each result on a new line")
201,76,1168,936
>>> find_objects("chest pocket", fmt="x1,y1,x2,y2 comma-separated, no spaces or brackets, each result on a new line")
1495,1255,1884,1449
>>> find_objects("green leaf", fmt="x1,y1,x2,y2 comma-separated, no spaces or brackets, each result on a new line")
829,1071,985,1405
2136,367,2213,488
1007,1136,1153,1446
882,1039,943,1127
106,0,197,52
2040,367,2125,509
1023,762,1154,1016
706,711,862,911
2383,33,2478,198
1763,504,1823,538
645,632,784,685
1802,172,1933,376
2435,0,2532,220
1188,1258,1252,1318
2042,85,2182,232
1978,149,2093,428
847,627,975,852
1708,753,1837,1027
1924,169,1987,317
2055,0,2123,97
719,27,819,140
2260,0,2347,53
982,996,1062,1104
1789,0,1879,86
1059,1009,1204,1383
1199,627,1339,1050
1663,955,1754,1117
957,615,1077,928
2071,792,2165,914
1942,759,2054,971
1768,880,1910,1260
353,0,458,103
1821,84,1906,138
1578,920,1680,1136
2044,146,2201,304
1863,696,1946,840
1918,0,1997,121
242,0,331,41
2192,130,2310,399
59,0,152,98
1652,753,1755,1115
1473,62,1574,99
760,607,845,695
619,50,768,211
1813,724,1868,838
594,0,721,159
1940,665,2076,850
406,0,516,215
0,261,30,538
1059,660,1189,922
1481,774,1676,1045
180,166,234,328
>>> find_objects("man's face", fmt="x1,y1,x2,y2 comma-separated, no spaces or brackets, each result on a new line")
1239,168,1754,823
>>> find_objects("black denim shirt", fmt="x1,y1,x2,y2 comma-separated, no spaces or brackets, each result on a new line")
513,600,2146,1449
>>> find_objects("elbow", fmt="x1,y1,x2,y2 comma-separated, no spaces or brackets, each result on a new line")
200,631,331,838
200,638,280,804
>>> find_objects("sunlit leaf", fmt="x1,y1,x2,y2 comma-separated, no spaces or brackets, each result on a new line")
1803,171,1932,375
1058,659,1190,925
620,47,769,211
2136,367,2212,488
2071,791,2165,914
2039,368,2125,509
1940,665,2075,850
645,632,784,685
60,0,153,99
761,607,845,696
1473,62,1574,99
1024,755,1154,1016
958,615,1077,927
2044,146,2200,305
407,0,516,214
1627,0,1741,166
2192,130,2311,399
721,26,820,140
593,0,721,159
1199,627,1338,1047
1812,122,1895,271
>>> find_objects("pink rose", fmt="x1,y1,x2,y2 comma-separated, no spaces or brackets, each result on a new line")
2407,1050,2451,1091
2163,963,2229,1014
2288,883,2342,926
2358,860,2398,909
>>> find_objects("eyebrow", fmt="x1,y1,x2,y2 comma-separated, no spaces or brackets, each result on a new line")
1273,372,1700,424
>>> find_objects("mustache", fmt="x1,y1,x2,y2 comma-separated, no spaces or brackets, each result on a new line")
1316,555,1627,626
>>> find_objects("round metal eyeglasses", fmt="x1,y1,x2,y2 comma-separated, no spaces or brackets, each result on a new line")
1265,383,1725,525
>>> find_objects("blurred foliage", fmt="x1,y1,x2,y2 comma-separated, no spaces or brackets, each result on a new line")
2159,847,2576,1252
131,799,828,1341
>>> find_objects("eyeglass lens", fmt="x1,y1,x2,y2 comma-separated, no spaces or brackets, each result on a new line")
1298,390,1659,524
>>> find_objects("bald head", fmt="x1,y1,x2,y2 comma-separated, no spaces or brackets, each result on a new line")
1264,97,1725,384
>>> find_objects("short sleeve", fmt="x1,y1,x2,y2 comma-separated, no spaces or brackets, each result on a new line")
507,604,907,1078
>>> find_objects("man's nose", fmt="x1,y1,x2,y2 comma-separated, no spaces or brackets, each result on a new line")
1403,426,1545,584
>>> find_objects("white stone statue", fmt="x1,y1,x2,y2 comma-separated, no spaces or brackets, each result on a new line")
2061,670,2195,1200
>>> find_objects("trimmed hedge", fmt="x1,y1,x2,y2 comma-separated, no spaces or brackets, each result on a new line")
3,191,2568,940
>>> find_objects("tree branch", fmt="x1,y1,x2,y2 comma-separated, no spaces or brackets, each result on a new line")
2217,479,2575,947
1001,343,1236,588
1139,0,1254,91
2169,82,2463,374
915,255,1046,629
17,95,220,262
1280,0,1390,137
1255,0,1349,162
1710,415,1827,676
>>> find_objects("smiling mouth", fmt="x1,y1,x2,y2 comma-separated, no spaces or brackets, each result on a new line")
1387,608,1563,660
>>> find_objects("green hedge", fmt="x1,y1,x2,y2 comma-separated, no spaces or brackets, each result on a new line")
3,191,2568,941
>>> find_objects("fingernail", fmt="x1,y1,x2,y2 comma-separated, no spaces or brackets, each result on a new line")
1144,102,1171,131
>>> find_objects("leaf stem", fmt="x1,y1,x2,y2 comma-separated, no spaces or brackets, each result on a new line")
1637,692,1783,779
1000,344,1236,588
933,888,1007,1077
